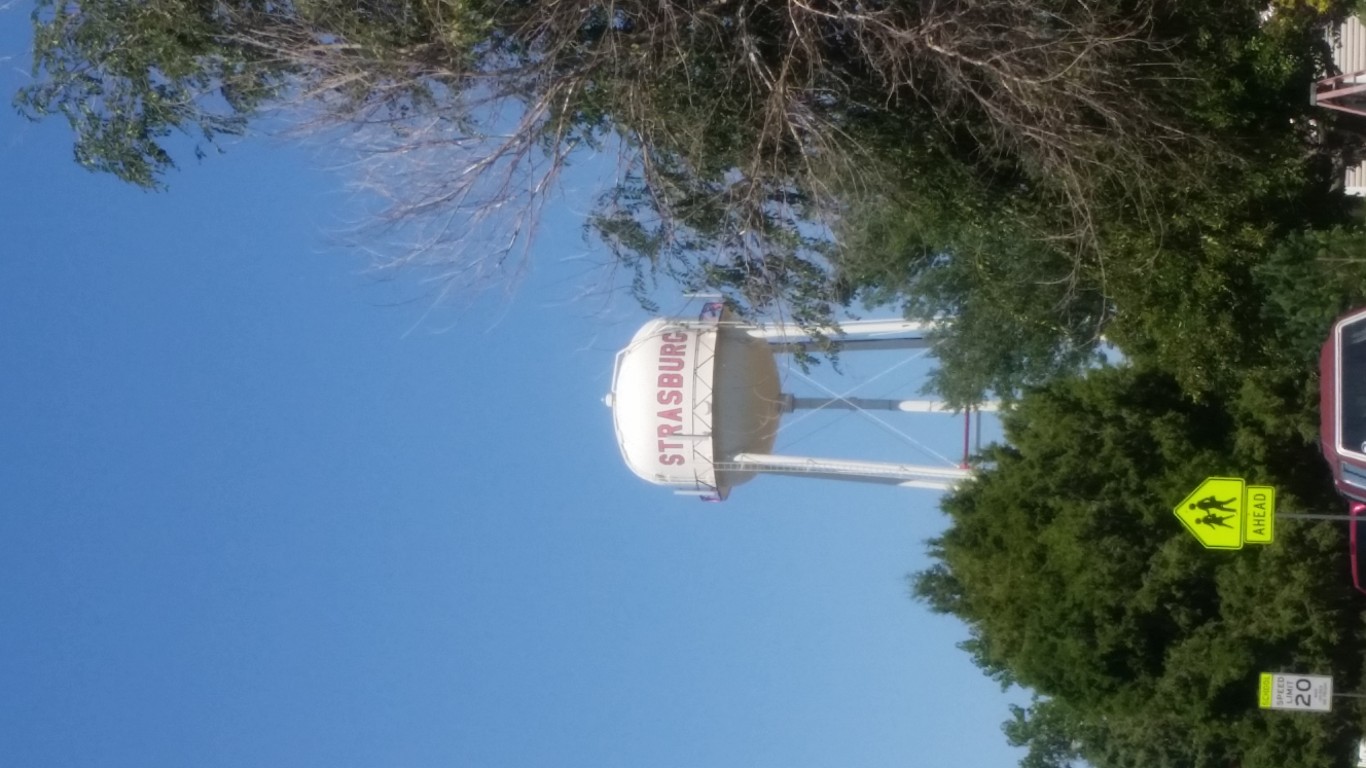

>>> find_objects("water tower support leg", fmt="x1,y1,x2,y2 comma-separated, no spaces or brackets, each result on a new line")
745,319,938,352
783,397,999,413
727,452,971,490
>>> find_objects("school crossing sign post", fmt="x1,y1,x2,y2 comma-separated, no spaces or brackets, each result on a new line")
1173,477,1276,549
1173,475,1366,548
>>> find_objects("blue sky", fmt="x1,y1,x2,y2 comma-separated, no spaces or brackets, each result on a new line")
0,10,1025,768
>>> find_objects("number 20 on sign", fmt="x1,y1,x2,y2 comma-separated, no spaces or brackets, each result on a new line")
1259,673,1333,712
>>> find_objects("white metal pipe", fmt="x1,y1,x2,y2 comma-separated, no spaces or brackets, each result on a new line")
785,397,999,413
743,318,939,342
728,453,972,483
895,479,960,491
769,337,934,353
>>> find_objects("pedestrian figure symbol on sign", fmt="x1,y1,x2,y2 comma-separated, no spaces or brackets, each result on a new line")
1190,495,1238,513
1195,511,1235,529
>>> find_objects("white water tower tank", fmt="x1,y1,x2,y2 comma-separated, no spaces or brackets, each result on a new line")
606,308,782,499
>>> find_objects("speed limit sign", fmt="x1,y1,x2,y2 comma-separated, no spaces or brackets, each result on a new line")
1259,673,1333,712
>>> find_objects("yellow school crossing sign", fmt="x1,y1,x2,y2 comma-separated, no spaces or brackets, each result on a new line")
1173,477,1276,549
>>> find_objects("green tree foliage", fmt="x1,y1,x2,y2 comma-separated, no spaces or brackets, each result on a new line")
16,0,472,188
835,0,1366,402
915,366,1363,768
22,0,1340,345
837,187,1110,405
16,0,285,187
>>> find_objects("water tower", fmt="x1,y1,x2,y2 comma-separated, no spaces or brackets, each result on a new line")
604,303,983,501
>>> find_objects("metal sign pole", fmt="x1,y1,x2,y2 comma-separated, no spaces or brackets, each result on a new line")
1277,512,1359,522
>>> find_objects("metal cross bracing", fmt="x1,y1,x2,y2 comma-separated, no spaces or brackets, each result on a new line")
728,316,996,492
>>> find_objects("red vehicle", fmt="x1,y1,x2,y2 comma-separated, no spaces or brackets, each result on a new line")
1320,307,1366,505
1321,309,1366,595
